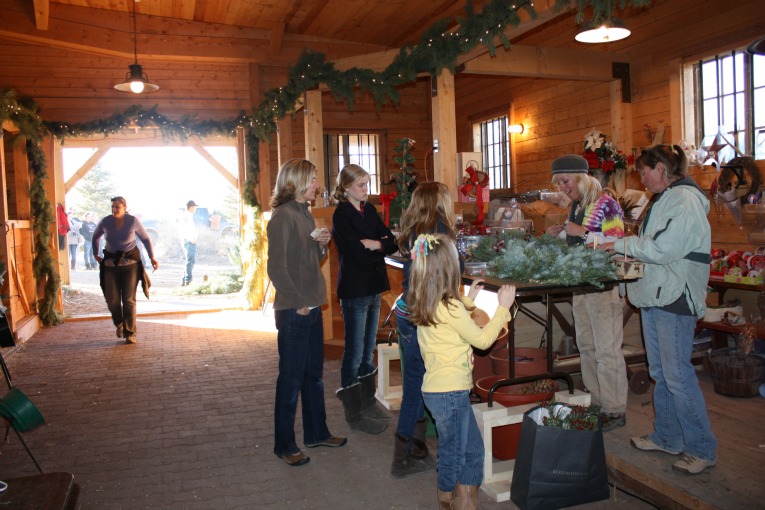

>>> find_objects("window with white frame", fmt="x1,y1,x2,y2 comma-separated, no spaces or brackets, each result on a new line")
473,115,511,189
324,133,381,194
696,50,765,160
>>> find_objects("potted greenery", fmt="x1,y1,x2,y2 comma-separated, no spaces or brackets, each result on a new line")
383,138,417,228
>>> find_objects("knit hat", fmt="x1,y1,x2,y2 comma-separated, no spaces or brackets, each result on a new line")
551,154,589,175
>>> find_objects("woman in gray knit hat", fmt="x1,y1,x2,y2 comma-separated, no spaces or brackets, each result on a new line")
546,154,629,432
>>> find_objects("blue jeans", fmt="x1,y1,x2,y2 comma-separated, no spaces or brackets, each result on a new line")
102,263,140,337
273,308,331,456
83,242,96,268
423,390,484,491
641,307,717,461
183,241,196,284
395,312,427,444
340,294,381,388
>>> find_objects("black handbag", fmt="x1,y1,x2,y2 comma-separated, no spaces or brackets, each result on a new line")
510,404,610,510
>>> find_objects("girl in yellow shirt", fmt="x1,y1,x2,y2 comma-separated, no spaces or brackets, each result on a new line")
407,233,515,508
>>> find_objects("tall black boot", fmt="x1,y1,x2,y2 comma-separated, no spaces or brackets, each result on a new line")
410,417,437,468
358,370,392,421
391,433,433,478
336,383,387,435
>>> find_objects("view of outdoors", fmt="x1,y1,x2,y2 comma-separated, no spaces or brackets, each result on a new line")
62,146,244,316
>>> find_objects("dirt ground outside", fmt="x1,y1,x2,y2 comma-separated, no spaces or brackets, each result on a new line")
63,232,247,317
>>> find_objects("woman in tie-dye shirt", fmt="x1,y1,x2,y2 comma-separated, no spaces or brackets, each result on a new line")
546,154,628,432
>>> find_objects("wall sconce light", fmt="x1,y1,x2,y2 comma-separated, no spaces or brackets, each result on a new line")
575,18,631,44
507,124,524,134
114,1,159,94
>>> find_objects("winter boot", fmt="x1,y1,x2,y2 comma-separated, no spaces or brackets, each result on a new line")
410,417,437,468
391,433,433,478
437,488,454,510
336,383,387,435
359,370,392,421
453,484,478,510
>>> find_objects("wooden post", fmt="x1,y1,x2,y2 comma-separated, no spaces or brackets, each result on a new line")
432,70,458,200
277,116,293,168
304,90,326,190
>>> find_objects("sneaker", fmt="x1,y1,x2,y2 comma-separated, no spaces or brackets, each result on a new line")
277,451,310,467
672,453,716,474
599,412,626,432
305,436,347,448
116,324,124,338
630,435,681,455
125,335,137,344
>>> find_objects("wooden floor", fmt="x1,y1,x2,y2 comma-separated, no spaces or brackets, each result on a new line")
485,298,765,509
602,369,765,510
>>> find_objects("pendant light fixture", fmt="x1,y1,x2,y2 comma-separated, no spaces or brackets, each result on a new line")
114,0,159,94
575,17,631,44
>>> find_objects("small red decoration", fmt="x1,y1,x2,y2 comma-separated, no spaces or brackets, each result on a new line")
379,192,396,226
459,164,490,224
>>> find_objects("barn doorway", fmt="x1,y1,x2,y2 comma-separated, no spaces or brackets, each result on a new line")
60,142,244,317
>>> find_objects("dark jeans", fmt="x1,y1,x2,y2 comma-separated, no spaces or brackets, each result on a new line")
102,263,139,337
274,307,331,456
183,241,196,284
339,294,381,388
394,312,426,444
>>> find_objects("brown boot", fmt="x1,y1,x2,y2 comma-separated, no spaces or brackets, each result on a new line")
437,488,454,510
454,484,479,510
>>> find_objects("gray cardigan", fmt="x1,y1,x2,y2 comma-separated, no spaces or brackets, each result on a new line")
266,200,327,311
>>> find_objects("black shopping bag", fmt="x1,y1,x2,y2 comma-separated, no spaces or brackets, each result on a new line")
0,315,14,348
510,405,610,510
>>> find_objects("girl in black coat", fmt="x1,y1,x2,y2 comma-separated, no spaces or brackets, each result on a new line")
332,164,398,434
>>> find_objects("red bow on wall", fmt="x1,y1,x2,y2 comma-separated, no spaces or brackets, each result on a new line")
379,192,396,226
459,165,489,224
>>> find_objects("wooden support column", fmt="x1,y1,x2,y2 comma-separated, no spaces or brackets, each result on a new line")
302,89,331,340
277,116,293,168
303,90,326,190
52,138,69,285
610,79,633,163
432,70,458,200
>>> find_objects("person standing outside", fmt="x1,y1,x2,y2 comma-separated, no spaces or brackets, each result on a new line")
391,182,457,478
332,164,398,435
180,200,198,287
545,154,628,431
407,233,516,508
80,212,98,270
266,158,346,467
599,145,717,474
67,208,82,270
92,196,158,344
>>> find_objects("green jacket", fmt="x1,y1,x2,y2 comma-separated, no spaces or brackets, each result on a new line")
615,178,710,319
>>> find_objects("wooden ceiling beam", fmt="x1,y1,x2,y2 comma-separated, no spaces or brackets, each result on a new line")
331,0,561,72
459,45,614,81
33,0,49,31
0,2,387,65
270,22,285,55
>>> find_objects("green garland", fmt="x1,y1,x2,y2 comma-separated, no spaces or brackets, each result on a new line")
0,0,650,323
0,90,62,325
472,234,616,287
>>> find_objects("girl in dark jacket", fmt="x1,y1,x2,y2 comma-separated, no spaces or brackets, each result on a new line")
332,164,398,434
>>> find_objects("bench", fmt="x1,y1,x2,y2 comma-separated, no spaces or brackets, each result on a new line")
0,472,75,509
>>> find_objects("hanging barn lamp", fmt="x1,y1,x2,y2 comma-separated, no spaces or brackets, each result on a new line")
114,0,159,94
575,17,631,43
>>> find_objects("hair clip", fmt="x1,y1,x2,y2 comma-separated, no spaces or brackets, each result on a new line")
410,234,438,260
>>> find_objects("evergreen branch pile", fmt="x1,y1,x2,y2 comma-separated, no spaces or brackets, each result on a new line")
482,234,616,287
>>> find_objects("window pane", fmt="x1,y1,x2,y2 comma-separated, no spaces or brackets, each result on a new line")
701,60,718,98
755,88,765,126
703,99,719,134
721,55,734,95
754,55,765,87
476,116,510,189
324,133,381,195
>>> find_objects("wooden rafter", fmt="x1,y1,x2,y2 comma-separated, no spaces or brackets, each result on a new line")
32,0,49,30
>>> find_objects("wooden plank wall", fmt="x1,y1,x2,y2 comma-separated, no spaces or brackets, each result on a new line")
453,0,763,251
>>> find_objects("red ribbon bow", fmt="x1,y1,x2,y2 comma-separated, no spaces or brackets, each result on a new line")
379,192,396,226
459,165,489,224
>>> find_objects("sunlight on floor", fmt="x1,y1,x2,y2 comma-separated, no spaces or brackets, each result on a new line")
140,309,277,332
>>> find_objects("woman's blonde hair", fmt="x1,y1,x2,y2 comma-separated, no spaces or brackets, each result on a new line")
333,164,369,203
406,233,465,327
552,173,602,208
270,159,316,208
398,182,457,256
